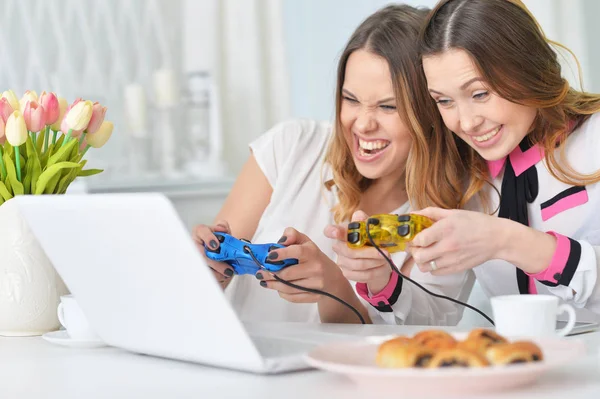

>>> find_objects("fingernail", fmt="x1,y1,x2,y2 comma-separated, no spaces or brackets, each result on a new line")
277,236,287,243
210,240,218,249
224,269,234,277
255,272,263,280
268,252,278,260
260,281,267,287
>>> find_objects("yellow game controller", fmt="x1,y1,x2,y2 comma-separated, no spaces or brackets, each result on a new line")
346,214,434,253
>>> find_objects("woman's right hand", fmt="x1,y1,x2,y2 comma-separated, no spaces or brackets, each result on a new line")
324,211,395,295
192,220,236,289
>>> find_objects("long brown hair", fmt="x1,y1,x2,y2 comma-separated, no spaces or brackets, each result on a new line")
416,0,600,211
324,4,434,222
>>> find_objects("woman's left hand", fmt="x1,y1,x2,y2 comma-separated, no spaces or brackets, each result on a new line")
257,227,345,303
408,207,502,275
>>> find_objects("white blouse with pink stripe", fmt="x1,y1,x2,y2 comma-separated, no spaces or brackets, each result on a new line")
380,113,600,324
477,113,600,312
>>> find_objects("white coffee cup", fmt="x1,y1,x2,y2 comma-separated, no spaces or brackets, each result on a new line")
491,294,576,338
57,295,100,340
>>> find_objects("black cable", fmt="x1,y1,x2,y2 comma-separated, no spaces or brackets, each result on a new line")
365,221,495,326
244,246,366,324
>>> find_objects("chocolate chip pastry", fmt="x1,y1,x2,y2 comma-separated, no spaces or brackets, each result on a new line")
412,330,457,350
456,328,509,355
375,329,543,369
485,341,544,365
376,337,436,368
427,348,489,368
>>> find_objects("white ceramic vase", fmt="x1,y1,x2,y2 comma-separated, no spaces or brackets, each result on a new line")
0,198,68,336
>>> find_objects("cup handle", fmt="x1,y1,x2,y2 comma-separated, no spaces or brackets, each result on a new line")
57,303,66,329
556,303,576,337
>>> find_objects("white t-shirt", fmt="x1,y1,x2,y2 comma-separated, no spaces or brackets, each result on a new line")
225,119,474,324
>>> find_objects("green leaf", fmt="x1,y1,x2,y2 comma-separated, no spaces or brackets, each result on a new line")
31,151,42,195
46,139,78,170
25,136,43,195
50,135,66,157
5,174,12,193
77,168,104,177
44,173,61,194
36,132,45,155
0,147,6,182
0,180,13,201
3,152,24,196
41,143,53,169
70,139,81,160
34,161,81,195
23,157,32,194
23,137,35,194
19,142,27,164
3,143,13,158
56,168,80,194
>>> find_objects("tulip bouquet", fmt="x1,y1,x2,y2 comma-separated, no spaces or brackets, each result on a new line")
0,89,113,205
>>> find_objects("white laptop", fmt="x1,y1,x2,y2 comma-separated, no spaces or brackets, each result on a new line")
13,193,317,374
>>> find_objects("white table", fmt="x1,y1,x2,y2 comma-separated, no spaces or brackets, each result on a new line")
2,323,600,399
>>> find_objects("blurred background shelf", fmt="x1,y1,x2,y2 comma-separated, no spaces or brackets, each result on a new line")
85,176,235,198
70,176,235,232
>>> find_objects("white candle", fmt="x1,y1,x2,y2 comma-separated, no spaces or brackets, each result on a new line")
124,84,147,137
153,69,178,108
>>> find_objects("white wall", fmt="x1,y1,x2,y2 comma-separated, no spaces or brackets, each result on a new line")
282,0,438,123
282,0,599,124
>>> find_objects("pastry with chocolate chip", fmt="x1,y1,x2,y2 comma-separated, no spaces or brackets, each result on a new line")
485,341,544,365
427,348,489,368
412,330,457,350
376,337,435,368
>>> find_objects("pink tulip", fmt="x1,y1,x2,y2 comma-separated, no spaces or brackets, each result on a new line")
23,101,46,132
19,90,38,112
39,91,60,125
0,98,14,124
0,118,5,144
60,113,82,138
86,102,107,134
59,100,76,132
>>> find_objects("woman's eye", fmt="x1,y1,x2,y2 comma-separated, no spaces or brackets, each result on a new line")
343,96,358,103
473,91,489,100
435,99,452,107
380,104,396,111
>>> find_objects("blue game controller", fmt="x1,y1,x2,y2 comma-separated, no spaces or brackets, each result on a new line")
204,233,298,275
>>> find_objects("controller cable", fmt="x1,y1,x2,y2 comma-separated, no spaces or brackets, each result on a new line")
244,245,367,324
242,219,495,326
365,221,495,326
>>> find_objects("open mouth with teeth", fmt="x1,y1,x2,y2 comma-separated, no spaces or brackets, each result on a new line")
357,136,391,157
473,125,502,142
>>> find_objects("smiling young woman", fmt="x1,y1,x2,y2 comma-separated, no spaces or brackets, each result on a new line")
192,4,475,326
407,0,600,317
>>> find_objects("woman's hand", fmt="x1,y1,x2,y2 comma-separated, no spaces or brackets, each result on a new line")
257,228,345,303
192,220,236,289
258,227,371,323
325,211,393,294
409,207,557,275
408,207,503,275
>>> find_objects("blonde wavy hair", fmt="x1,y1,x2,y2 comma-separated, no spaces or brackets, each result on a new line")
324,4,434,223
415,0,600,211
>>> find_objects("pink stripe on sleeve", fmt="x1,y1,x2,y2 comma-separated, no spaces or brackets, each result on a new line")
525,232,570,284
528,278,538,294
356,272,399,306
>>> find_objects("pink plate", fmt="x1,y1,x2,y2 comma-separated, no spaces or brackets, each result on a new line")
304,335,585,396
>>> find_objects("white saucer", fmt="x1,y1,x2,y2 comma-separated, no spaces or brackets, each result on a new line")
42,330,107,349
